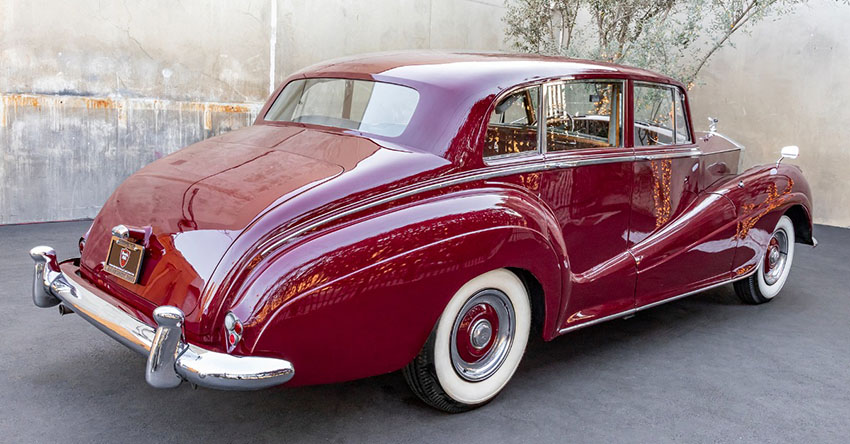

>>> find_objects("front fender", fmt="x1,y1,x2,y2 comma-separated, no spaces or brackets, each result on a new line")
230,186,565,386
709,163,813,276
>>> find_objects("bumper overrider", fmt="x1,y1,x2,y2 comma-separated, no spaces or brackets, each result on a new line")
29,246,294,390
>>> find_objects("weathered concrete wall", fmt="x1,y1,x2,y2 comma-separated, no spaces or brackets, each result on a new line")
5,0,846,227
689,0,850,227
0,0,507,224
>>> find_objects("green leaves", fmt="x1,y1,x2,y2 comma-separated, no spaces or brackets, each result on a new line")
503,0,843,84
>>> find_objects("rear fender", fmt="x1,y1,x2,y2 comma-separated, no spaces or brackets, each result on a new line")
229,187,566,386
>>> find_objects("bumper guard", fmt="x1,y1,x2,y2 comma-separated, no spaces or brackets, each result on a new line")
29,246,294,390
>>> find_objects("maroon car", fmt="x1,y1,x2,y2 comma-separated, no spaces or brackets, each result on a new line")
30,52,815,412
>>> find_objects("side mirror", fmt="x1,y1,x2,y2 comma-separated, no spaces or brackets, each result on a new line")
776,145,799,167
780,145,799,160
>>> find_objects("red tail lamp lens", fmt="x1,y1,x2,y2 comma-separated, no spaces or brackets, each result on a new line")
224,312,243,351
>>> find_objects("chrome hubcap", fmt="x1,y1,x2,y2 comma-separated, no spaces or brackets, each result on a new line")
763,229,788,286
768,247,780,265
470,319,492,349
450,289,515,382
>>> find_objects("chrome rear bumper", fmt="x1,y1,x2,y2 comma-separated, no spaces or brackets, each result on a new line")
29,246,294,390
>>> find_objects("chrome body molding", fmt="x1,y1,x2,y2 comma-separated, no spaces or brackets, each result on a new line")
557,270,756,335
547,153,637,169
259,162,547,255
635,148,702,161
259,154,638,256
557,307,636,335
29,246,295,390
256,145,729,257
702,147,742,156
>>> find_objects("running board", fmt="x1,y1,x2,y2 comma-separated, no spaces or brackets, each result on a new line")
556,271,755,335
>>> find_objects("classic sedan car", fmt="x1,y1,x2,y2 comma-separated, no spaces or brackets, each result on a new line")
30,52,815,412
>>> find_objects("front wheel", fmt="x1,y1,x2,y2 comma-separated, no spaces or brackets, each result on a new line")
403,269,531,413
734,215,796,304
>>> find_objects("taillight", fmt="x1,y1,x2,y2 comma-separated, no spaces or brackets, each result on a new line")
224,312,243,351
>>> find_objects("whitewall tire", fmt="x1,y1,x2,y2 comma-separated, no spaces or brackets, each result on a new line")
734,215,796,304
403,269,531,412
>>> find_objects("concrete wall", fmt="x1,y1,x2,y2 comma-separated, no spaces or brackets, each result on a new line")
0,0,507,224
3,0,847,227
689,0,850,227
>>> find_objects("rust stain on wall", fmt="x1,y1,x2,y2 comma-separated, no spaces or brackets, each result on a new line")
1,93,259,129
2,93,254,112
85,97,115,110
4,94,41,109
0,92,263,224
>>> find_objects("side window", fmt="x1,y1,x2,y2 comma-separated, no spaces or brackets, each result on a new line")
674,89,691,144
484,87,539,158
544,81,623,152
634,84,674,146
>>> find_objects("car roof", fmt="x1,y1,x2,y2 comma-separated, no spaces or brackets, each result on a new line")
292,50,685,93
266,51,687,163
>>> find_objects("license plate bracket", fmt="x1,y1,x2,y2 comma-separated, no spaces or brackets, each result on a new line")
104,236,145,284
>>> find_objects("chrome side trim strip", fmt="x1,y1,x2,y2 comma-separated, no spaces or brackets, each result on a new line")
556,270,756,335
635,149,702,161
259,162,548,255
548,154,636,169
701,147,742,156
634,275,742,312
260,153,641,255
557,308,636,334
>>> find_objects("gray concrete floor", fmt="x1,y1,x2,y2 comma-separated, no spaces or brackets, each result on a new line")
1,220,848,443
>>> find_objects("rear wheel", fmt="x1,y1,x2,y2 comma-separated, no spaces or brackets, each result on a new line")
403,269,531,413
734,215,796,304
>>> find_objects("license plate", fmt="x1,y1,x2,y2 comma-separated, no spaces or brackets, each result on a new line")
104,236,145,284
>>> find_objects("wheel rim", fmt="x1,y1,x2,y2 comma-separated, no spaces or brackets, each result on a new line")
763,228,789,286
450,289,515,382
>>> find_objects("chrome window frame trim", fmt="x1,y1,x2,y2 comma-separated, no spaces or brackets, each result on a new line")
482,83,547,164
673,86,693,144
633,81,693,148
541,78,627,153
257,79,702,257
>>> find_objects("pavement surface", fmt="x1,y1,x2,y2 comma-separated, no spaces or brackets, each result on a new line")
1,220,848,443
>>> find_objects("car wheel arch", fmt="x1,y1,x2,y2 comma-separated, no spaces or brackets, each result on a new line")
229,189,566,385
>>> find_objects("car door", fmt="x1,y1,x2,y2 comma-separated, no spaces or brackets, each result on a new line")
536,79,637,331
628,82,738,307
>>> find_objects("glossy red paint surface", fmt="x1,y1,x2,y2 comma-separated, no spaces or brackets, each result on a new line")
75,52,813,385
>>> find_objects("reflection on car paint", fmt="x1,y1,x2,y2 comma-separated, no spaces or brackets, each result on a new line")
651,158,673,228
737,180,794,240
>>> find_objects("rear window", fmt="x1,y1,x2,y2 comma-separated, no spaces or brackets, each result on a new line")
264,78,419,137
